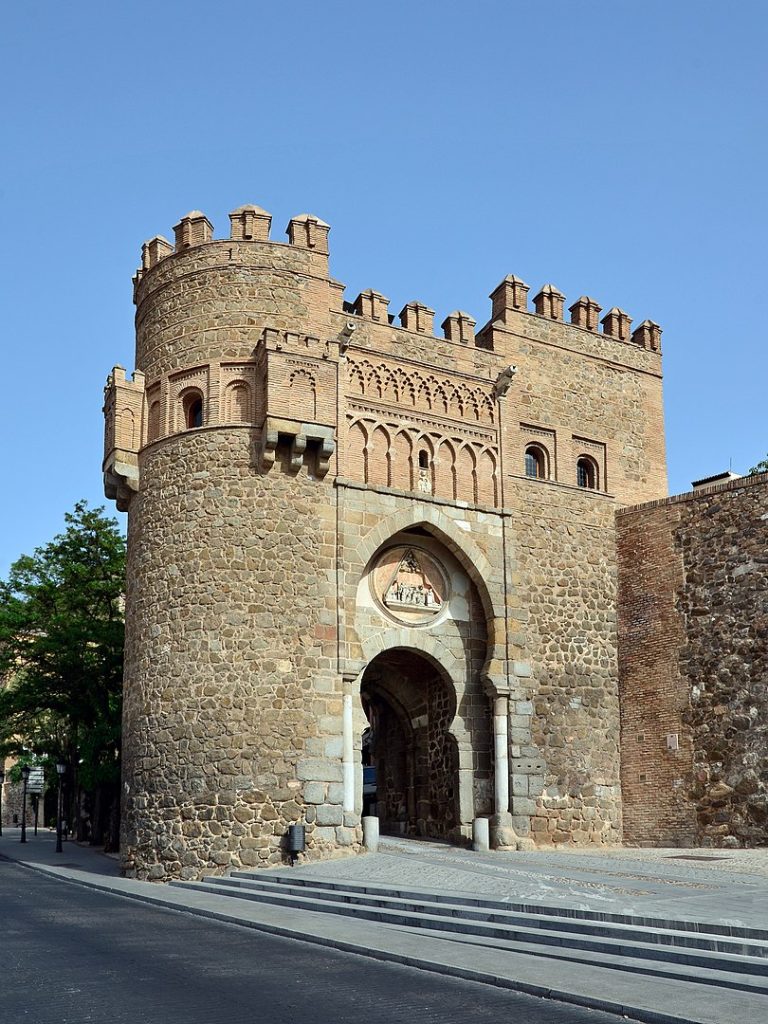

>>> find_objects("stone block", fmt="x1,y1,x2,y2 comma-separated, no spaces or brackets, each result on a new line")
303,782,326,804
335,826,356,846
327,782,345,804
316,803,343,826
323,737,343,759
296,758,343,783
528,776,545,797
511,815,531,835
512,775,529,796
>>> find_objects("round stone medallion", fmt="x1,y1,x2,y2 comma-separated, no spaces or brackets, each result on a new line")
371,545,450,625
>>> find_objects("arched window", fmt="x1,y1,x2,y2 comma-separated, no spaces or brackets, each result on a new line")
188,399,203,428
147,400,161,442
418,449,429,470
182,390,204,430
577,456,598,490
225,381,251,423
524,444,547,479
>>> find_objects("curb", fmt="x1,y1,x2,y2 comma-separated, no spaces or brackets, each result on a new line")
2,854,713,1024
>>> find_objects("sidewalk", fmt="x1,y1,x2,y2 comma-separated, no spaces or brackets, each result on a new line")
0,827,121,878
2,830,768,1024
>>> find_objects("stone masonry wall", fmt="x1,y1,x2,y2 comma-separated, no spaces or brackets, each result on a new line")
341,488,499,840
618,474,768,847
509,478,623,844
121,428,350,880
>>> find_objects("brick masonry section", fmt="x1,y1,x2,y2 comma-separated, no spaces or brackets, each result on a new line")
618,473,768,848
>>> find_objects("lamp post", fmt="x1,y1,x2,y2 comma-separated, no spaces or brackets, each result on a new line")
20,765,31,844
55,763,66,853
0,766,5,838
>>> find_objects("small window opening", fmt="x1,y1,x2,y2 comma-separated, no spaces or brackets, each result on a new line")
418,450,429,470
525,445,546,479
576,456,597,489
148,400,161,442
187,398,203,429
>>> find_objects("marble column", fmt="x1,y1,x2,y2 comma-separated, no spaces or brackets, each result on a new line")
494,694,510,816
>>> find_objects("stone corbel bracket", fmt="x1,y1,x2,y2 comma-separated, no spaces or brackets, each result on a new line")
103,452,140,512
259,417,336,476
493,364,518,399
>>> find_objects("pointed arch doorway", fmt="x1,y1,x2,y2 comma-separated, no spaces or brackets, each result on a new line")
360,649,459,839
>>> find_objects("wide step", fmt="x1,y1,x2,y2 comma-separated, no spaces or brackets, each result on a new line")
201,873,768,958
170,874,768,995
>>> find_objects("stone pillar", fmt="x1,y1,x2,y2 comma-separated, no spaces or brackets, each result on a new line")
494,695,509,816
342,692,354,812
473,817,490,852
362,815,379,852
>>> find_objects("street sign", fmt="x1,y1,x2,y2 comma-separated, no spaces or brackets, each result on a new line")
27,767,45,794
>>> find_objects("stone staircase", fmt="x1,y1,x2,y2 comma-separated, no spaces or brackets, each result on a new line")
171,870,768,997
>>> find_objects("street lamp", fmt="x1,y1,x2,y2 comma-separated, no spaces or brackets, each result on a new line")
55,763,66,853
0,766,5,838
20,765,31,844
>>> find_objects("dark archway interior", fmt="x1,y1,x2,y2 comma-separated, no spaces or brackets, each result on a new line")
361,649,458,839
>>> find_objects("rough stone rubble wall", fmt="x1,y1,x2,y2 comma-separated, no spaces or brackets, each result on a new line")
510,480,623,844
618,474,768,847
121,429,349,880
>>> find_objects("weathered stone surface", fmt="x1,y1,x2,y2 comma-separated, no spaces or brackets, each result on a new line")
618,473,768,847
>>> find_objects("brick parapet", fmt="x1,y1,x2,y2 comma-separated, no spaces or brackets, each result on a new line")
482,313,663,378
618,469,768,515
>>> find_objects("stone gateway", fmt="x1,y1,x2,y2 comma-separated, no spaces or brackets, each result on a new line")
103,203,768,881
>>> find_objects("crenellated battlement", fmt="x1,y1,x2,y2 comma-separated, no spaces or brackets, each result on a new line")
486,274,662,353
131,202,663,355
131,204,332,298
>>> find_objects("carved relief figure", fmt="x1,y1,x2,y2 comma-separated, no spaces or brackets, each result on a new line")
385,549,443,610
371,546,449,625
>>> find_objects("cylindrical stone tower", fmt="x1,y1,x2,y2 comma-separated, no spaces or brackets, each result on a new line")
104,205,353,880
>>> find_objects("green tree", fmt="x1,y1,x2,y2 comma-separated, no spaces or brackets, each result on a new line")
0,502,125,849
749,456,768,475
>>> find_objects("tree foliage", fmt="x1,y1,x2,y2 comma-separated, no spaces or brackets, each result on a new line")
0,502,126,796
748,457,768,476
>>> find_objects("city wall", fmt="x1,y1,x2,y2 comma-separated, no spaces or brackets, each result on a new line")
618,473,768,847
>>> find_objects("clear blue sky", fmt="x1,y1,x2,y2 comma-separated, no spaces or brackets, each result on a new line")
1,1,766,575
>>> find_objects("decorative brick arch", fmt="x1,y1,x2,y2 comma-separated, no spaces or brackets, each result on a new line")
360,629,460,678
357,633,473,749
356,636,475,826
353,504,504,624
347,503,509,693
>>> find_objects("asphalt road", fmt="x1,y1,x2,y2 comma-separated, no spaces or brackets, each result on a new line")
0,860,635,1024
